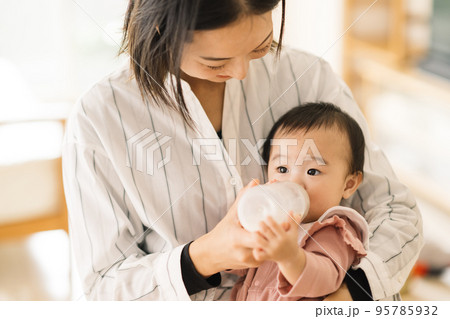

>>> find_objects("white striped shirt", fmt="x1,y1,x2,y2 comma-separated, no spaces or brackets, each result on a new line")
62,48,423,300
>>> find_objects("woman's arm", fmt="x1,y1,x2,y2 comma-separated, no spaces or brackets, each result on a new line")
189,179,263,277
63,141,188,300
64,139,261,300
63,98,261,300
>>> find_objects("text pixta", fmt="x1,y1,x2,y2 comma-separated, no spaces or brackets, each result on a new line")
315,306,359,318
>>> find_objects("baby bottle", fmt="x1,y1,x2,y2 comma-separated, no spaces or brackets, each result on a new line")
237,181,310,232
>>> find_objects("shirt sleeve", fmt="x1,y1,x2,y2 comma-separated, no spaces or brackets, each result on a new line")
181,242,221,295
309,54,424,299
62,96,198,300
63,139,193,300
345,268,373,301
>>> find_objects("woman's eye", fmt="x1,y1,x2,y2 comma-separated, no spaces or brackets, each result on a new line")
252,44,270,54
207,65,225,70
307,169,320,176
277,166,289,174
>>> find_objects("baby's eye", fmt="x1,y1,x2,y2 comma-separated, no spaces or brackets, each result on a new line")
307,168,320,176
277,166,289,174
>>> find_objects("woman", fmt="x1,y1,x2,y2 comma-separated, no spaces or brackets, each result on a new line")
62,0,423,301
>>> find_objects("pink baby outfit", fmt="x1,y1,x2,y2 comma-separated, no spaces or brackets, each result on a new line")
230,206,369,301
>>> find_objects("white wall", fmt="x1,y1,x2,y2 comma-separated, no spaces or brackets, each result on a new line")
273,0,344,74
0,0,128,104
0,0,344,108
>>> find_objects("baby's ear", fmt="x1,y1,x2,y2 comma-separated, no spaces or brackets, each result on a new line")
342,171,363,199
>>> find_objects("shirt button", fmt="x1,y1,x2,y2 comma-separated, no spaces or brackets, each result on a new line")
397,276,403,283
254,280,260,286
229,177,237,185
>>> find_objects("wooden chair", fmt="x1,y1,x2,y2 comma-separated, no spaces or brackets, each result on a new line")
0,118,68,240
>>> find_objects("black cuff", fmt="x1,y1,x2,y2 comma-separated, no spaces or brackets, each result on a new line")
345,268,373,301
180,241,221,295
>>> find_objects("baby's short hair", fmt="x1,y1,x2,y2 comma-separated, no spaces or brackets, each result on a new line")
262,102,365,174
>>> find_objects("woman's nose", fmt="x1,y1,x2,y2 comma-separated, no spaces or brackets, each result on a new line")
229,57,249,80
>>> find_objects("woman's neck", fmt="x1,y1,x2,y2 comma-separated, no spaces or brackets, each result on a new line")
180,72,225,132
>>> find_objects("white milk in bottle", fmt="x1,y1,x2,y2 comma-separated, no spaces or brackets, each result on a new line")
238,181,309,232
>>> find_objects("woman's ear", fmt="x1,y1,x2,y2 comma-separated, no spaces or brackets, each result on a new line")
342,171,363,199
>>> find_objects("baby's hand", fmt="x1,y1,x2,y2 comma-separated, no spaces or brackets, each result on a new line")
252,211,302,264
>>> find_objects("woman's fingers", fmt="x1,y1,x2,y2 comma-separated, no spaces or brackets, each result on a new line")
234,178,260,207
253,248,268,261
287,211,301,227
294,212,303,224
226,178,260,221
254,231,268,247
234,225,259,248
281,221,290,231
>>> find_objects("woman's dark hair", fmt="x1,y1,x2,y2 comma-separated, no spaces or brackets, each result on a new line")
120,0,285,128
261,102,366,174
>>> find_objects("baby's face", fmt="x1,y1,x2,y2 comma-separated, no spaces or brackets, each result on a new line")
267,126,357,223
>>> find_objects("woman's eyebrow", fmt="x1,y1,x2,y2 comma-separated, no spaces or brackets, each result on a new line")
200,31,273,61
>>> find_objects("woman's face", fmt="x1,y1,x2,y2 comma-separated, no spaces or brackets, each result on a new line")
180,12,273,82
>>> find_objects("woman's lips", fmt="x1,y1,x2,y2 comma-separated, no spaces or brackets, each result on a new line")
217,75,231,79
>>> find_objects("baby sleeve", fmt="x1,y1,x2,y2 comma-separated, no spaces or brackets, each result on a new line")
277,215,367,299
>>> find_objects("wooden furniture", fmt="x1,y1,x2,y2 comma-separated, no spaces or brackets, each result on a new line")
342,0,450,214
343,0,450,300
0,118,68,240
343,0,432,112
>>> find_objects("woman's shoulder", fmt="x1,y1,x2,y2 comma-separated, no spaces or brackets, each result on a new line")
258,46,331,76
79,63,138,107
65,63,145,144
242,47,338,114
69,62,144,122
246,46,336,101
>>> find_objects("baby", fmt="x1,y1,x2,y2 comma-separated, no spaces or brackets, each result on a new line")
230,102,369,301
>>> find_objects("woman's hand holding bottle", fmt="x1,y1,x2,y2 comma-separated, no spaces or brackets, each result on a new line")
189,179,263,277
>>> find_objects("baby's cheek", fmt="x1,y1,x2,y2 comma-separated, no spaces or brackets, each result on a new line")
306,192,330,219
305,204,322,222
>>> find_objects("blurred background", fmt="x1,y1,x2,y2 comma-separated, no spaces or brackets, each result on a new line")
0,0,449,300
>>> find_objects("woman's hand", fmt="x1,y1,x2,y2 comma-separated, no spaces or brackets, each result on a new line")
189,179,263,277
324,282,353,301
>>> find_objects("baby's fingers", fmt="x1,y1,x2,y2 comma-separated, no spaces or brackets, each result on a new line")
265,216,285,236
258,221,276,240
254,231,269,247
